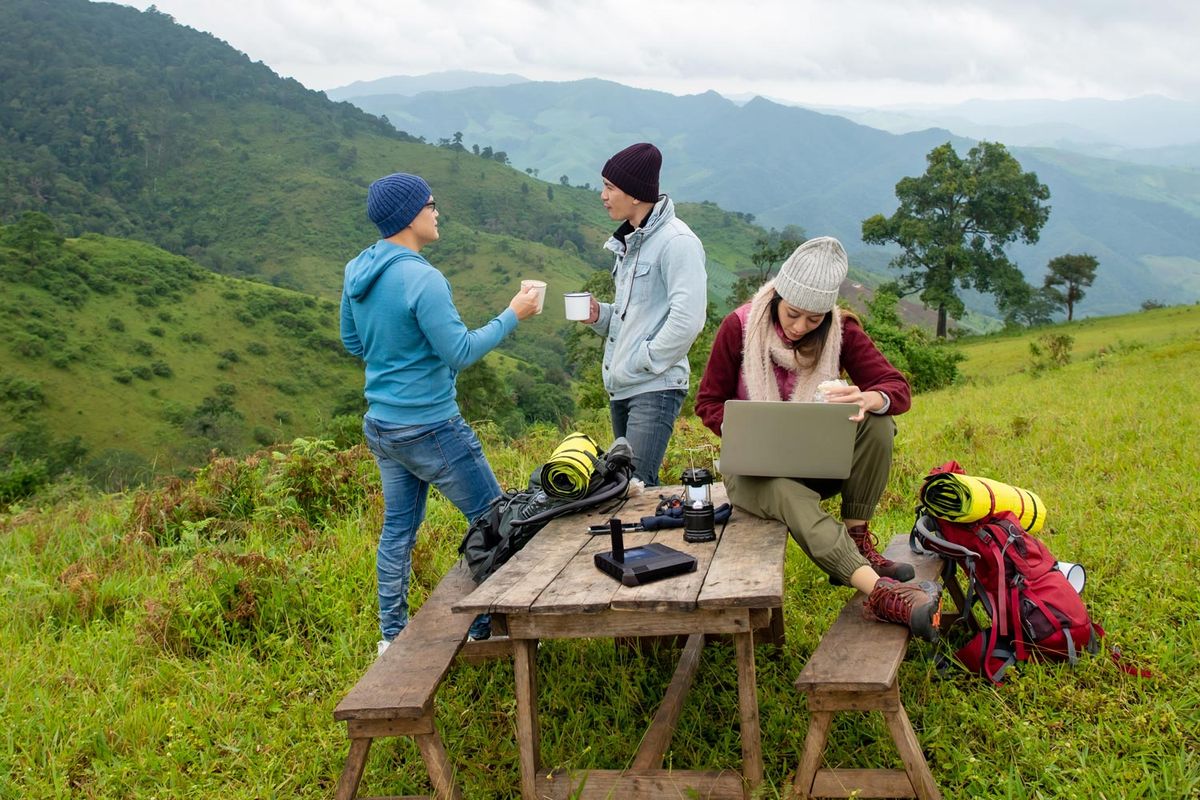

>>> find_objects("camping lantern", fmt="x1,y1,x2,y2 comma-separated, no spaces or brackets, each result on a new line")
681,467,716,543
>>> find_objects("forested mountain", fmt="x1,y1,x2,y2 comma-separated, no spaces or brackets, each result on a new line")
344,78,1200,317
0,0,784,487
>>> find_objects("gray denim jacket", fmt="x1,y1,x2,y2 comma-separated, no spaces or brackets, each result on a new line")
590,196,707,401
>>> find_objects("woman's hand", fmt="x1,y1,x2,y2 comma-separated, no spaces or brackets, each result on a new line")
823,384,884,422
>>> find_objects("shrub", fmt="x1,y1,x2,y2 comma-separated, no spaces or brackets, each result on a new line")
151,361,173,377
0,376,46,416
246,342,268,356
107,317,125,332
860,290,963,393
113,370,133,384
0,454,49,505
11,334,46,358
149,326,165,337
319,414,365,449
131,365,153,380
139,551,300,657
1029,333,1074,374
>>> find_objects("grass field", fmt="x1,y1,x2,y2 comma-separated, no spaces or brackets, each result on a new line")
2,307,1198,798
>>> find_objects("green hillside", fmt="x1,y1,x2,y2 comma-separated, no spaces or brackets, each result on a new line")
2,307,1196,798
0,216,364,486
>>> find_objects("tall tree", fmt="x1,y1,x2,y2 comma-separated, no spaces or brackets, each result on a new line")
862,141,1051,337
1043,253,1098,321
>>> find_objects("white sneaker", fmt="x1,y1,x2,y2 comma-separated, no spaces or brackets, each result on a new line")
377,639,390,658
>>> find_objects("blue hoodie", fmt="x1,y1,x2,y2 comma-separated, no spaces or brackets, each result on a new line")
340,240,517,424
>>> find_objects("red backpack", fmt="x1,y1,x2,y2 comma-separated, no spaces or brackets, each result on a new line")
910,509,1104,684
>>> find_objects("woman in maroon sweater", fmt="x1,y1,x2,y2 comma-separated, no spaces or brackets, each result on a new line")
695,237,940,640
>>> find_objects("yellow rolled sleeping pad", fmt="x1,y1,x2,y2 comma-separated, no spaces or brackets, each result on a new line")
541,432,602,500
920,471,1047,533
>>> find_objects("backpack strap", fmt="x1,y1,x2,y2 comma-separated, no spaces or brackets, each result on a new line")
510,469,630,528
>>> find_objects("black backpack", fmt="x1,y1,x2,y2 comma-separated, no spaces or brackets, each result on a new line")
458,437,635,583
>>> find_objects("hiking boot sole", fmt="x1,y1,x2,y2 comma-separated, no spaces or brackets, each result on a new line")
911,594,943,644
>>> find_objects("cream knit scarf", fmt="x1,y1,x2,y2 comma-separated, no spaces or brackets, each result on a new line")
741,280,843,402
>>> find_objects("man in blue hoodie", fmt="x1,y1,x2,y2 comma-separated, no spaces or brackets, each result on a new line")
340,172,540,656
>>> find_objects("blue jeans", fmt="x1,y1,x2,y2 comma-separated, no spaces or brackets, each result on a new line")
363,415,499,641
609,389,687,487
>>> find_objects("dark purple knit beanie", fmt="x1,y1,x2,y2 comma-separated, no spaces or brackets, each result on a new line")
602,143,662,202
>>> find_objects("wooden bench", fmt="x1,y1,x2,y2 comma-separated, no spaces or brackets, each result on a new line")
791,535,945,800
332,561,510,800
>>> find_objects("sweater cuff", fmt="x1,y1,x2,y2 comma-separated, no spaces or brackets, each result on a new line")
870,390,891,415
498,307,518,334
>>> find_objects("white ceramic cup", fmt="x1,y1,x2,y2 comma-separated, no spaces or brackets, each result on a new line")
521,279,547,314
564,291,592,321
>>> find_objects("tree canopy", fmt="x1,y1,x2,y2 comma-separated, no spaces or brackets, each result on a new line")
1044,253,1099,321
861,141,1051,337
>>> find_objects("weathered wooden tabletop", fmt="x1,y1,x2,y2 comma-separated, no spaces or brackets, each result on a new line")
453,482,787,624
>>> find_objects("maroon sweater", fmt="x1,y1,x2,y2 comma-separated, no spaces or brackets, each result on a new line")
695,309,912,436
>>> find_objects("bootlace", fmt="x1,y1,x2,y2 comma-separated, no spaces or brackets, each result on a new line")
865,579,925,623
849,526,893,568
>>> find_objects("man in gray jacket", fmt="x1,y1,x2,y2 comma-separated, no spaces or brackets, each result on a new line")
579,142,707,486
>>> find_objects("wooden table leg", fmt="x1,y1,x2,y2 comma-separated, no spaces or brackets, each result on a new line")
512,637,540,800
734,629,763,794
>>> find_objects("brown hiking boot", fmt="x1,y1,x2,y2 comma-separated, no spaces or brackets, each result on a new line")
848,524,916,582
864,577,942,643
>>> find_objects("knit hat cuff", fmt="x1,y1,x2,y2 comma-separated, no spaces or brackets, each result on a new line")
374,202,427,238
774,282,840,313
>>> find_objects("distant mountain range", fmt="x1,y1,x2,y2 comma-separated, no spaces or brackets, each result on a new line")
326,70,529,101
337,76,1200,317
809,95,1200,168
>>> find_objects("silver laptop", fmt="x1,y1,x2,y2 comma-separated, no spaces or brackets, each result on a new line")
719,400,857,479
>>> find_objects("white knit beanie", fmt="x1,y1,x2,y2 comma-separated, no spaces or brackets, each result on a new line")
773,236,848,312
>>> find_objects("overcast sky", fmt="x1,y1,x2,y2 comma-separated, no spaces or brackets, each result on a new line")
124,0,1199,107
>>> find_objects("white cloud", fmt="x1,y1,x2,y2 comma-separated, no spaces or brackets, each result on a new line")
128,0,1200,105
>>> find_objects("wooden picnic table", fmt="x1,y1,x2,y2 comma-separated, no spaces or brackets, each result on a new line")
453,482,788,800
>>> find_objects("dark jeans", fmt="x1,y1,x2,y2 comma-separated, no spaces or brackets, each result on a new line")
609,389,687,486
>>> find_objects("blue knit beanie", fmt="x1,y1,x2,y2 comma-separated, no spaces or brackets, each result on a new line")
367,173,432,238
